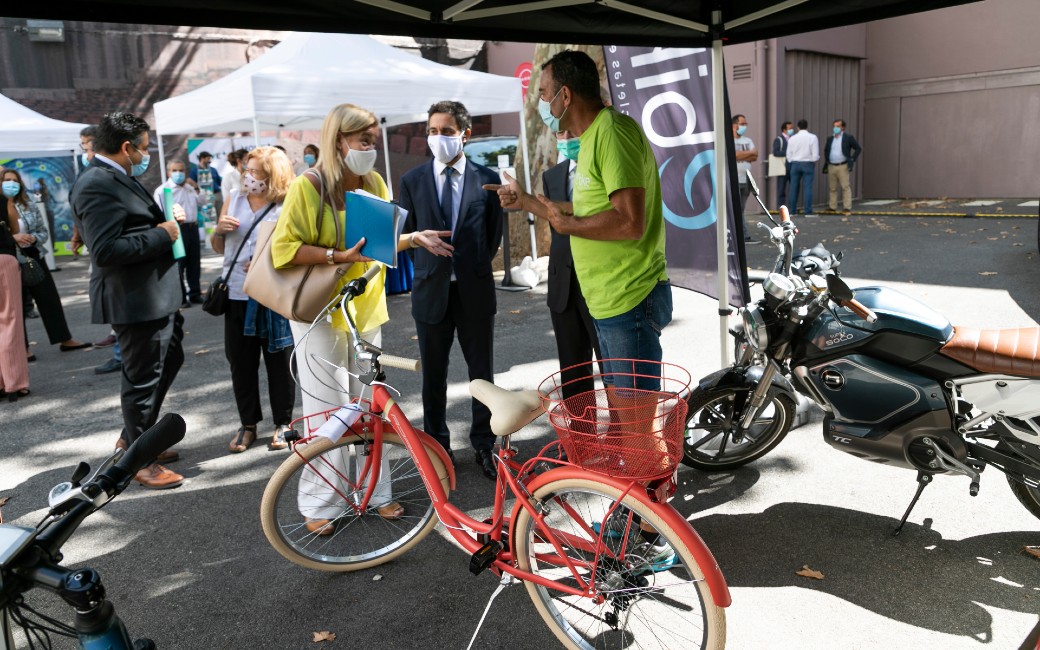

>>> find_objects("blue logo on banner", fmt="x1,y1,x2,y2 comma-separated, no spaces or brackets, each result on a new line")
660,149,715,230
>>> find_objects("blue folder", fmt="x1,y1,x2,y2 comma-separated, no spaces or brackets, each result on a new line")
344,190,406,267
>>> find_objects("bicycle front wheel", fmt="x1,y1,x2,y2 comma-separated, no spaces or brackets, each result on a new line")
513,477,725,650
260,432,448,572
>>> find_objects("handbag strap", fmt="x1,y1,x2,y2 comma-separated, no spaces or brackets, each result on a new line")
304,168,343,248
223,203,276,279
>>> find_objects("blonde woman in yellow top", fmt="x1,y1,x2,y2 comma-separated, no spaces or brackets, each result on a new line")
272,103,450,532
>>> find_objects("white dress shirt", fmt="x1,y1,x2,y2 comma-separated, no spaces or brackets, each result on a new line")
432,154,467,234
787,130,819,163
153,178,199,223
92,153,127,175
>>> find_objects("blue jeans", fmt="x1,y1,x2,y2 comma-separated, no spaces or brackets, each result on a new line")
113,339,122,363
788,161,815,214
593,281,673,390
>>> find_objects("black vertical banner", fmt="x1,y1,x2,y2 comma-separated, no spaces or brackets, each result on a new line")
603,45,748,307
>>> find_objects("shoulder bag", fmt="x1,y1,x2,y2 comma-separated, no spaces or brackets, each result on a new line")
202,203,274,316
242,170,352,322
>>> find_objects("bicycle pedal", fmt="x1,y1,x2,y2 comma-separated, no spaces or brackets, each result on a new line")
469,541,503,576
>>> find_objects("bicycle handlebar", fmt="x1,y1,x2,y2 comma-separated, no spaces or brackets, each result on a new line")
378,354,421,372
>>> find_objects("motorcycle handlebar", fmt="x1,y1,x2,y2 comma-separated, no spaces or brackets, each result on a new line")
842,298,878,324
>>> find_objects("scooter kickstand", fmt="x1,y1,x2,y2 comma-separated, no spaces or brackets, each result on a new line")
465,574,515,650
893,471,932,537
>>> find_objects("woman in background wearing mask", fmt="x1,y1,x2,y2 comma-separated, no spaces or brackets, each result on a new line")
213,147,297,453
271,104,446,532
1,168,91,362
302,144,319,169
0,191,30,401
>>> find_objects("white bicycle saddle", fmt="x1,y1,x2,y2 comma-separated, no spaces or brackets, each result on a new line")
469,379,545,437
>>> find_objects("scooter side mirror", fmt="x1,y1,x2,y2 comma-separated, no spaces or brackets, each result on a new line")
826,273,855,301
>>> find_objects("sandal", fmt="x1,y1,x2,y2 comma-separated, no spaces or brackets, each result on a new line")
6,389,30,403
305,517,334,536
375,501,404,520
269,424,291,451
228,426,257,453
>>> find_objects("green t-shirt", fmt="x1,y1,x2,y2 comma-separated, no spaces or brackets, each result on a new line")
571,108,667,319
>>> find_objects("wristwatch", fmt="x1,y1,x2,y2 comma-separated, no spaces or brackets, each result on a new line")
326,248,335,264
409,233,420,249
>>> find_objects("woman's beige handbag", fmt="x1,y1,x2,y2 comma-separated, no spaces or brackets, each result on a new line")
243,170,352,322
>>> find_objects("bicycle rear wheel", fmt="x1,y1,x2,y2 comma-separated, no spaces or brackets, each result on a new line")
260,432,448,572
513,477,725,650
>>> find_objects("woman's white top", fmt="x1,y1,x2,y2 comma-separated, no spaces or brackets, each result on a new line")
221,190,282,300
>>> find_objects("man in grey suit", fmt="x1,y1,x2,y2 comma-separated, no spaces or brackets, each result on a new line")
399,100,504,479
71,112,185,489
544,130,600,400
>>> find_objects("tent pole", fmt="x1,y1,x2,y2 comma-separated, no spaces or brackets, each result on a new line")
712,15,731,367
158,135,167,182
518,113,537,258
381,124,394,200
253,116,261,148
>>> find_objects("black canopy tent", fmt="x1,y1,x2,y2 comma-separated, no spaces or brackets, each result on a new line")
13,0,978,361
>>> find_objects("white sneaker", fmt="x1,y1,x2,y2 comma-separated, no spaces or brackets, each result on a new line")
633,540,681,574
804,213,819,218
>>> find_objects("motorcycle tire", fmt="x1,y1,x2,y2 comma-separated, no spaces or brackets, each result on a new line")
996,441,1040,521
681,386,796,471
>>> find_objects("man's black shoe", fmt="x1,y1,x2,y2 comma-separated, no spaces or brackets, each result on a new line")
189,296,204,304
181,300,192,309
474,449,497,480
445,448,456,466
94,358,122,375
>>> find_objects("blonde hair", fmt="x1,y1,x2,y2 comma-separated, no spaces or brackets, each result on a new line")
246,146,294,203
316,103,379,195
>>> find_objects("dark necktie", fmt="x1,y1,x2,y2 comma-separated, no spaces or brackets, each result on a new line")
567,166,574,201
440,166,454,231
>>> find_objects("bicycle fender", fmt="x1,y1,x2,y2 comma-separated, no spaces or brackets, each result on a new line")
413,429,457,490
698,364,796,400
514,467,731,608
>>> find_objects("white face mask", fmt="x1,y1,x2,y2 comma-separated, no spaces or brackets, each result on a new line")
427,134,464,165
242,172,267,196
343,145,377,176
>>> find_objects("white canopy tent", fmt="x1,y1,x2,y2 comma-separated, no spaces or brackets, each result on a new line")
0,92,87,160
153,31,534,254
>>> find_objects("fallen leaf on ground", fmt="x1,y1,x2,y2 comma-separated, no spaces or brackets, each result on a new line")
410,335,418,340
510,310,521,314
1024,546,1040,560
978,272,998,276
796,565,825,580
194,349,210,355
373,574,382,581
313,631,336,642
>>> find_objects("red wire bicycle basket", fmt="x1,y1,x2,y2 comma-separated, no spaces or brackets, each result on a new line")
538,359,691,482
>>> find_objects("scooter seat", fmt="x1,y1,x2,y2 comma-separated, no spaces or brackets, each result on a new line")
940,326,1040,377
469,379,546,437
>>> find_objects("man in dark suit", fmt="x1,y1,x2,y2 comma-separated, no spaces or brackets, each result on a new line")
822,119,863,215
70,112,185,490
399,100,504,479
544,130,601,400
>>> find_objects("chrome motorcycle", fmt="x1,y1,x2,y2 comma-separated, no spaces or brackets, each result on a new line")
683,203,1040,528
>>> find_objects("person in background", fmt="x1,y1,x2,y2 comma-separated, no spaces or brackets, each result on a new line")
190,151,223,195
212,147,296,453
823,119,862,216
398,100,504,480
0,193,30,402
2,168,91,361
153,160,202,308
786,119,819,218
543,130,601,401
732,114,758,244
296,143,319,176
71,111,184,489
220,149,245,206
773,121,794,210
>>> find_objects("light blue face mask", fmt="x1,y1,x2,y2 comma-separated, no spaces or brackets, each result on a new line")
171,171,186,185
1,181,20,198
303,153,316,166
80,153,90,168
129,144,150,177
736,125,747,136
538,87,566,133
556,137,580,161
833,126,843,135
786,128,795,136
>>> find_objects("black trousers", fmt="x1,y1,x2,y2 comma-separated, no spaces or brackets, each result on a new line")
223,299,295,427
777,172,789,209
178,222,202,301
21,247,71,345
415,282,495,453
550,272,602,401
114,311,184,445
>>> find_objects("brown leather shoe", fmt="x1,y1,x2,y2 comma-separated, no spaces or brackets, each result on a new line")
115,437,180,464
305,518,334,536
134,464,184,489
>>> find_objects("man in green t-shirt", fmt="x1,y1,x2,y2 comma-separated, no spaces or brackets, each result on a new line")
486,50,672,391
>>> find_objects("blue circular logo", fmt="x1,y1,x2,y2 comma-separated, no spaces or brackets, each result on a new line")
660,149,716,231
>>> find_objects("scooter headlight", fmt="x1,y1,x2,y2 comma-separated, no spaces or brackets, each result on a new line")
741,306,769,351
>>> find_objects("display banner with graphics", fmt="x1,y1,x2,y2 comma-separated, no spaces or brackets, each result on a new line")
0,156,76,256
602,45,748,306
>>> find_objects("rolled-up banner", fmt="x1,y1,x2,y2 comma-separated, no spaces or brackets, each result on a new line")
162,187,186,260
602,46,748,307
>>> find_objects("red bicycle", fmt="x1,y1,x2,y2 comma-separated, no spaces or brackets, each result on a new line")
260,265,731,649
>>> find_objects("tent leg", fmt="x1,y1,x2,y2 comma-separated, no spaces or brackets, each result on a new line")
518,115,537,259
713,25,731,367
158,136,167,183
381,124,393,200
253,116,261,148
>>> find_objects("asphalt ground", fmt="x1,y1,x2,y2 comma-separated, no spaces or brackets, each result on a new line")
2,212,1040,649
